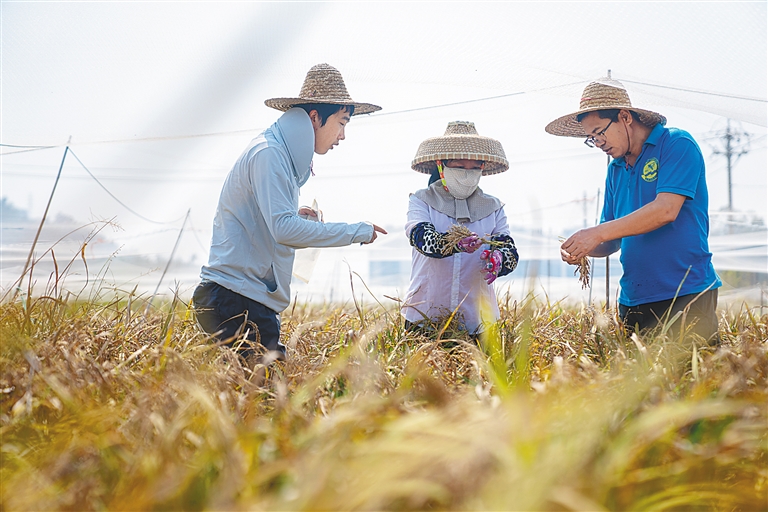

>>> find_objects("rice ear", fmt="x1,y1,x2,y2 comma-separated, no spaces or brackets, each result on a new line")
442,225,474,256
576,257,591,289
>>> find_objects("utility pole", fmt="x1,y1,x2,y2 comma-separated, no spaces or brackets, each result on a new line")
604,71,611,310
711,119,750,213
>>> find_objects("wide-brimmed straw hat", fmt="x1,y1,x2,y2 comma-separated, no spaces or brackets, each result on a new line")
264,63,381,115
411,121,508,176
545,78,666,137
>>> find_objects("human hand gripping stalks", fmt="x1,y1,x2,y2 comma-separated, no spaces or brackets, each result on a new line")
442,224,503,256
443,225,504,285
480,249,502,284
559,236,591,289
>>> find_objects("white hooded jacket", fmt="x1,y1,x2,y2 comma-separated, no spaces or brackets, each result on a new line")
200,108,373,312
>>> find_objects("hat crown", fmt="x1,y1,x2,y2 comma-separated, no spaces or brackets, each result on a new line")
444,121,478,136
297,63,353,102
545,76,666,138
411,120,508,175
264,63,381,115
579,79,632,110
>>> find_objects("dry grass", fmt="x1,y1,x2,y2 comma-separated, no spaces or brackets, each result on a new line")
1,272,767,510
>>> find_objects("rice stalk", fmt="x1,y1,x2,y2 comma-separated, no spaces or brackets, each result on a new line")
1,266,766,511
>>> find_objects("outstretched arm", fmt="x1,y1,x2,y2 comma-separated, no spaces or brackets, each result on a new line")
409,222,478,258
561,192,685,264
253,148,375,247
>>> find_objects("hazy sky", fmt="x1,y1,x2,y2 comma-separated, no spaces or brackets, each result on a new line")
2,1,766,290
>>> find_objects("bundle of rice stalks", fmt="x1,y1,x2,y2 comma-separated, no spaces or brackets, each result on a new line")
442,225,475,256
575,256,591,289
442,224,502,256
558,236,591,289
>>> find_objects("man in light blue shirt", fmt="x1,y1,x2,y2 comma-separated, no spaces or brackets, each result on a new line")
546,77,721,344
194,64,387,364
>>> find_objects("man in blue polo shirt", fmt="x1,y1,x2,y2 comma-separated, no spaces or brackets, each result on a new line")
545,77,721,344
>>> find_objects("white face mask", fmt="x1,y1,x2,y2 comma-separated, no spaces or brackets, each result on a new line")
443,166,482,199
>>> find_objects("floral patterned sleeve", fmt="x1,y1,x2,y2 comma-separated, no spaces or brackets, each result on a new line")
409,222,458,259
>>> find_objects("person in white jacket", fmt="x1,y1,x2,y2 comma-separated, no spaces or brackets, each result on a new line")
403,121,519,335
194,64,386,363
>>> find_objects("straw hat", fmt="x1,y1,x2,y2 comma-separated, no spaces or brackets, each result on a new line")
411,121,509,175
545,78,666,137
264,63,381,115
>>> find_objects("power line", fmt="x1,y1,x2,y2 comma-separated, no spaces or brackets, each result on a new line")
185,216,212,255
1,170,227,182
2,78,763,152
1,81,592,156
145,209,191,315
68,149,187,225
621,79,766,103
513,195,599,217
2,147,602,182
0,144,61,156
71,127,264,147
2,83,587,150
0,143,58,149
364,80,588,118
0,128,264,156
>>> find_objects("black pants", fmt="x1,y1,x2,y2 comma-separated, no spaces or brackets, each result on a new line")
619,289,720,344
192,280,285,360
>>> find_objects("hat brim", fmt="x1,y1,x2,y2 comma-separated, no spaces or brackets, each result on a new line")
265,97,381,115
411,135,509,176
545,106,666,137
412,155,508,176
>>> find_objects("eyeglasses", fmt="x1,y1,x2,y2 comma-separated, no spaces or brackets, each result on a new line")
584,119,613,148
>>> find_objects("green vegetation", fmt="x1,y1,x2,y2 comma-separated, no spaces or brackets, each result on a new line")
1,282,766,510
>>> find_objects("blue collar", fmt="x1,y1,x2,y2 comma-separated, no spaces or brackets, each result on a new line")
644,122,665,147
611,123,665,168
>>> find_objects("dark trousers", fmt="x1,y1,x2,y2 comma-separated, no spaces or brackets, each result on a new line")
619,289,720,344
192,280,285,360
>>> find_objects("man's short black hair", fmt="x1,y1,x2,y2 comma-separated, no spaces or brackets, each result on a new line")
577,109,641,123
295,104,355,126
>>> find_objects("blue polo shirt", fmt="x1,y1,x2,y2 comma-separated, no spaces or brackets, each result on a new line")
602,123,721,306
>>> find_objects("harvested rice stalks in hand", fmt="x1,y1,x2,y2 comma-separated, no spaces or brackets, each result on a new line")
442,224,504,256
442,225,474,255
558,236,591,289
575,257,590,289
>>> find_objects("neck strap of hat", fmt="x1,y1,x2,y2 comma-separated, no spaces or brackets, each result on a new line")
623,116,632,158
437,161,450,193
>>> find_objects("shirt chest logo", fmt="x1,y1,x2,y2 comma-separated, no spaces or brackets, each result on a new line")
642,158,659,182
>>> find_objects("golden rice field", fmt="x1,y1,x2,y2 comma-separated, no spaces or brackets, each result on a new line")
1,277,767,511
